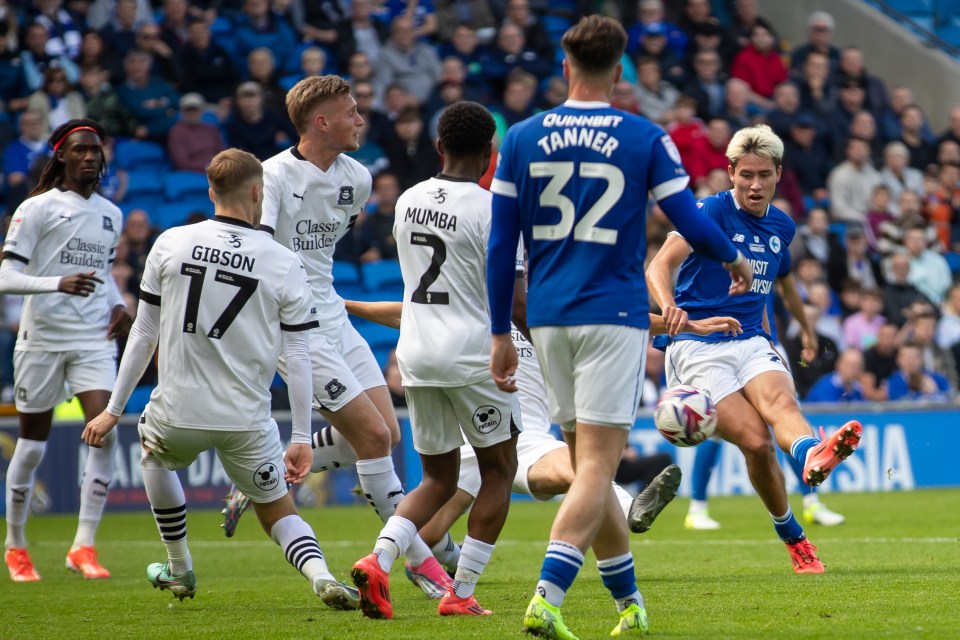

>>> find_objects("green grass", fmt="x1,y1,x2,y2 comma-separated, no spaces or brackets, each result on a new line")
2,490,959,639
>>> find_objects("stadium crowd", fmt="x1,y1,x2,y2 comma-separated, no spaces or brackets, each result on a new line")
0,0,958,405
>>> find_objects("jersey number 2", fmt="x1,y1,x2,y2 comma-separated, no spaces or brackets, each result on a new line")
180,263,259,339
410,233,449,305
529,161,624,245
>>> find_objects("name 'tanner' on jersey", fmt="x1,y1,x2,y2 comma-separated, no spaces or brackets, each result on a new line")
260,147,372,330
491,102,693,329
395,177,494,386
140,217,318,430
3,187,122,350
671,190,796,342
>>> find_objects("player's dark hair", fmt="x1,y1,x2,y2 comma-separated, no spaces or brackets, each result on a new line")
561,15,627,75
31,118,106,197
437,101,495,157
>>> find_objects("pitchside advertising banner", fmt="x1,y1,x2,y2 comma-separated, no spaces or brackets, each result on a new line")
0,404,955,515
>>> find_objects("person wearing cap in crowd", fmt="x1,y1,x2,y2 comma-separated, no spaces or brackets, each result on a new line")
626,0,687,59
223,81,296,161
635,20,685,87
167,92,225,172
782,111,831,202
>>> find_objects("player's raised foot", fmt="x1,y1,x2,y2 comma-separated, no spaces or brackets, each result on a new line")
220,484,251,537
523,593,579,640
684,511,721,530
785,537,824,574
66,545,110,579
803,501,845,526
404,556,453,599
610,602,649,636
146,561,197,600
313,576,361,611
628,464,681,533
803,421,863,487
350,553,393,619
437,587,492,616
5,548,40,582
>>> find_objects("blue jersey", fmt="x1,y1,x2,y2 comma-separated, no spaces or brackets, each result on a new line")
490,101,694,329
672,190,796,343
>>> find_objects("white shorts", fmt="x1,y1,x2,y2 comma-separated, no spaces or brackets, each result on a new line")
277,320,386,412
665,335,791,404
531,325,648,429
458,427,566,500
138,410,287,504
405,378,519,455
13,347,117,413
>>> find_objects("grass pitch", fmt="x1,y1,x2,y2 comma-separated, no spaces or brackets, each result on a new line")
2,489,958,639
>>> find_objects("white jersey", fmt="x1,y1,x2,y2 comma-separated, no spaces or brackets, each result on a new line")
139,216,318,430
3,187,121,351
260,147,372,330
395,177,493,386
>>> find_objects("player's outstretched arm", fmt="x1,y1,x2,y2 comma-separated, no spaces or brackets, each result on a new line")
776,273,818,363
646,234,693,337
648,312,742,337
0,257,98,296
344,299,401,329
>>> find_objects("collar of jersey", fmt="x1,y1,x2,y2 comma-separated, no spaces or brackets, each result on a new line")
214,215,254,229
728,188,769,217
563,99,611,109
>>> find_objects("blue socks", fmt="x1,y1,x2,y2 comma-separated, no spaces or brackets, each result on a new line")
598,552,643,612
536,541,584,608
691,438,722,501
790,435,819,468
771,507,804,542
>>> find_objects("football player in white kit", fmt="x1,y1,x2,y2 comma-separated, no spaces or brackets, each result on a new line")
82,149,359,609
252,75,449,594
0,119,132,582
350,102,519,620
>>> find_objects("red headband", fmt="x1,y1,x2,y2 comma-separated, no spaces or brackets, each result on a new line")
52,126,100,151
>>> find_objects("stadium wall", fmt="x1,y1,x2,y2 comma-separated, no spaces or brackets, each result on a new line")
0,404,954,515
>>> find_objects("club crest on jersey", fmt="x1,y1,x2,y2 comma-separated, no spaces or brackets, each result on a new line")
218,232,242,248
428,187,447,204
16,387,26,402
253,462,280,491
660,134,683,165
325,378,347,400
769,235,781,253
102,216,114,231
337,186,354,206
472,405,502,434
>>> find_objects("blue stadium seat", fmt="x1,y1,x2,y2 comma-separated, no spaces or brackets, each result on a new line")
154,200,213,229
333,261,360,286
946,252,960,273
120,196,161,217
361,259,404,291
115,139,167,172
358,322,400,357
125,169,165,199
936,23,960,45
125,385,154,414
163,171,210,201
886,0,932,14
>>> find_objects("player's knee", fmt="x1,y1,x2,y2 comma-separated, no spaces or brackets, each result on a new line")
735,429,775,461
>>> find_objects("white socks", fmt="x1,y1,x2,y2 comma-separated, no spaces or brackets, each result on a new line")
357,456,434,566
74,430,116,548
4,438,46,549
271,514,334,583
452,536,494,599
373,515,418,573
311,426,359,472
142,453,192,574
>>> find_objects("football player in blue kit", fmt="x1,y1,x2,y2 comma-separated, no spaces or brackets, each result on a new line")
646,124,863,574
487,15,754,639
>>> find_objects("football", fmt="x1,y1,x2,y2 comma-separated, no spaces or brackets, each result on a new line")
654,385,718,447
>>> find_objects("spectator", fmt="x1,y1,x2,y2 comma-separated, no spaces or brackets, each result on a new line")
293,0,344,47
20,22,80,93
375,15,442,105
847,110,883,168
280,46,328,91
782,113,830,201
626,0,687,60
730,22,786,109
887,342,951,401
635,56,678,125
134,22,181,86
333,0,389,70
766,81,802,139
77,31,124,86
880,85,933,143
903,226,952,305
353,78,390,145
381,106,439,190
634,21,684,87
442,24,486,92
80,64,141,138
899,104,937,171
937,139,960,166
864,183,896,251
423,56,480,119
805,348,866,403
730,0,779,50
796,51,835,116
481,21,551,96
115,49,180,141
827,222,883,293
883,253,935,326
502,0,553,62
99,0,143,59
178,18,241,104
784,302,838,398
832,46,888,115
346,117,388,177
687,117,730,189
381,0,437,39
842,287,886,350
807,280,844,349
923,162,960,251
2,111,48,213
223,81,295,160
167,92,225,172
937,104,960,149
790,10,840,73
827,136,882,224
158,0,191,53
246,47,286,115
123,208,157,286
861,322,899,400
667,94,706,169
32,0,82,59
909,309,959,391
678,0,738,67
793,254,825,302
937,283,960,349
357,171,400,263
880,141,924,212
826,79,868,152
490,69,538,139
234,0,297,74
790,207,835,264
876,189,936,256
346,51,376,85
721,77,755,131
539,75,567,110
694,167,732,199
27,66,86,136
433,0,495,44
86,0,153,31
97,136,129,204
682,49,726,121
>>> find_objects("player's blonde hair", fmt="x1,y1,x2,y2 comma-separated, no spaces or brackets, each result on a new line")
726,124,784,169
286,75,353,135
207,148,262,204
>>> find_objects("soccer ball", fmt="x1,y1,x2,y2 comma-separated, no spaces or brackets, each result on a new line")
653,385,718,447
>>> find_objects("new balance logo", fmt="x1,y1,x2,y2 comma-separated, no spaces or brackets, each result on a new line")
732,233,745,242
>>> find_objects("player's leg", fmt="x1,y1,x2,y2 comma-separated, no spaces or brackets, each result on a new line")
415,488,473,568
685,438,723,530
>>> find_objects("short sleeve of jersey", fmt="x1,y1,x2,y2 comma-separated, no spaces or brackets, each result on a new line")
139,233,166,302
648,130,691,202
260,161,283,232
671,197,723,243
279,257,319,330
353,170,373,217
3,201,42,262
490,129,518,198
